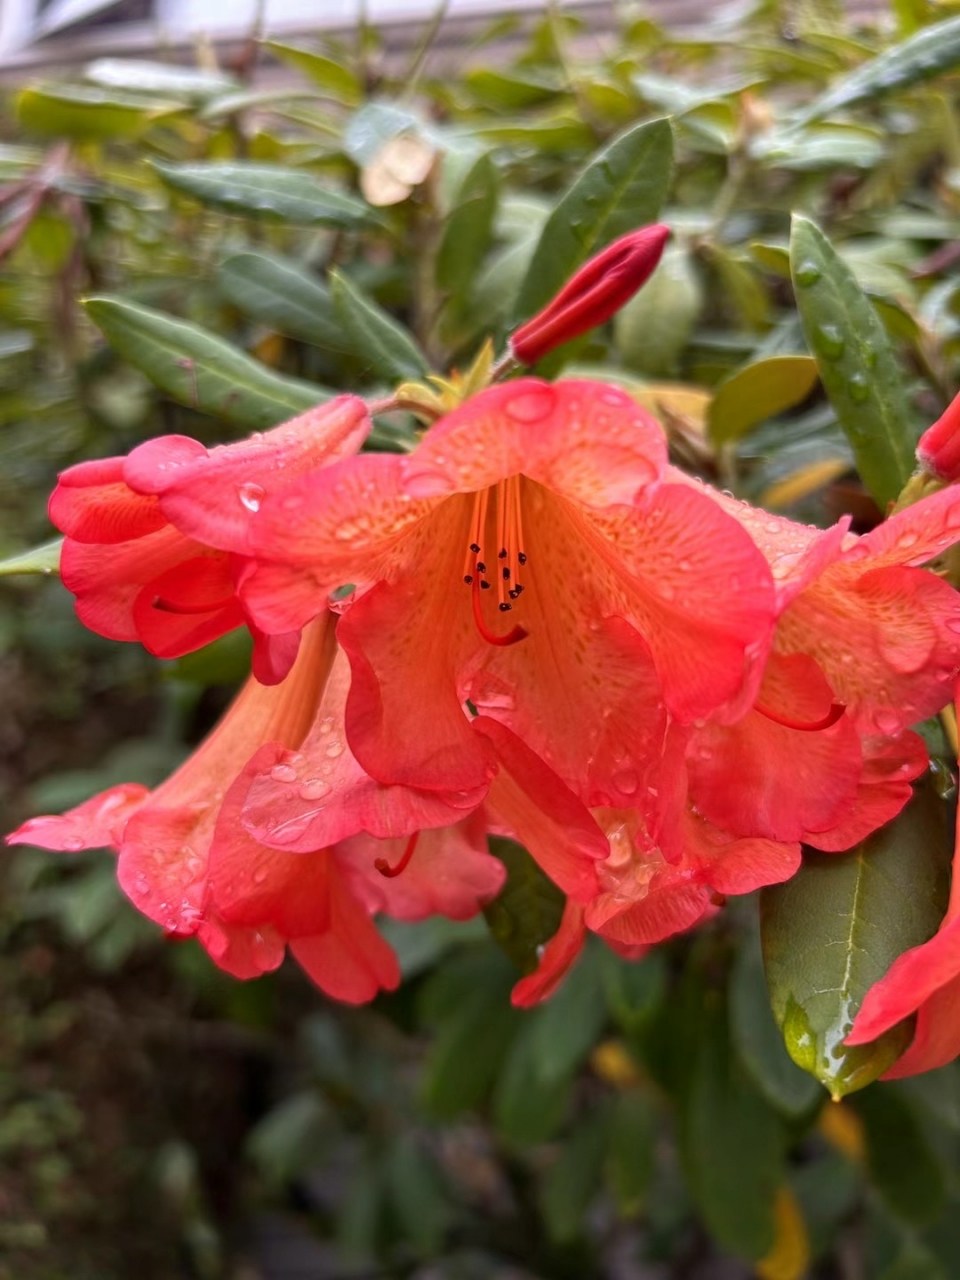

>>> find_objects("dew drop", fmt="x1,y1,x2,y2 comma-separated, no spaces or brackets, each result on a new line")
253,867,268,885
875,709,901,735
63,836,84,852
814,323,846,360
847,372,869,403
795,260,822,287
238,481,265,512
270,763,298,783
613,767,639,796
298,777,330,800
324,740,345,758
504,387,555,423
132,873,150,897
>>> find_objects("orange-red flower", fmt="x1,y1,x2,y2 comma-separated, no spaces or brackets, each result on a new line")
49,396,370,683
918,387,960,483
242,379,778,838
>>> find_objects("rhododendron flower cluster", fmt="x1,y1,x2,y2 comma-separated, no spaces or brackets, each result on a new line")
10,234,960,1033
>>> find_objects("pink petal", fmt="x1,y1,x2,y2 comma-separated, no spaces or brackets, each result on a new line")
6,783,149,852
49,456,168,544
511,901,586,1007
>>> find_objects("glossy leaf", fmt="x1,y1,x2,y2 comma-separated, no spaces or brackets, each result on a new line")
790,215,915,509
17,85,178,139
517,117,674,316
83,59,237,100
761,779,953,1099
538,1105,610,1244
84,296,325,429
436,153,499,296
217,251,352,352
152,162,380,229
329,270,428,381
798,15,960,124
493,1017,575,1146
710,355,820,444
0,538,62,578
530,941,607,1084
483,837,566,975
730,931,824,1118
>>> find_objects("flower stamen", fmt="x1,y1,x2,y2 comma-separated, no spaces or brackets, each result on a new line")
375,831,420,878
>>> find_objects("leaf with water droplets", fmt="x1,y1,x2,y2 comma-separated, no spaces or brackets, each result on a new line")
516,117,674,318
796,14,960,124
790,216,915,509
760,776,953,1099
329,270,429,383
84,295,328,429
0,537,62,578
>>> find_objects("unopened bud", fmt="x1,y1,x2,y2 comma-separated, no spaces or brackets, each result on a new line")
509,224,670,365
918,390,960,483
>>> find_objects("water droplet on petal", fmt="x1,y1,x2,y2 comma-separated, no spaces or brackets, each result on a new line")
298,778,329,800
270,763,298,783
504,387,555,424
238,481,265,512
63,836,84,852
875,709,901,735
324,740,345,758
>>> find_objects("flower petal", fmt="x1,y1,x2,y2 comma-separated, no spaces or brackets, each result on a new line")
806,732,928,853
6,783,149,852
49,457,167,544
853,484,960,569
688,653,862,842
473,715,606,900
511,901,586,1007
132,554,244,658
124,397,371,554
340,815,504,922
198,916,286,979
404,379,665,505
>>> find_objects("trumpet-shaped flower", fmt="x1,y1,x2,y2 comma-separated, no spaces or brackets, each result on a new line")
675,473,960,849
49,396,370,684
240,379,778,829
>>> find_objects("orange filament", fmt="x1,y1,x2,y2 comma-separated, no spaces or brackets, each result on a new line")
472,573,527,646
375,831,420,878
755,700,846,732
152,593,235,615
463,476,528,646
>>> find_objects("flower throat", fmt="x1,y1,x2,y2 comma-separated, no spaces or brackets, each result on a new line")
462,476,528,647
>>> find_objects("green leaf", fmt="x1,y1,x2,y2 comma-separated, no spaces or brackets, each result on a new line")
517,117,674,317
854,1087,946,1227
601,949,667,1031
493,1017,575,1146
0,538,62,578
797,15,960,124
17,84,179,139
152,161,381,229
614,245,703,377
265,42,363,104
790,215,915,509
538,1106,610,1244
530,941,607,1084
760,778,953,1099
483,837,566,974
436,153,499,296
605,1091,655,1215
84,296,326,429
384,1134,453,1255
217,251,352,352
329,270,428,381
731,929,824,1118
680,1002,783,1261
709,355,820,444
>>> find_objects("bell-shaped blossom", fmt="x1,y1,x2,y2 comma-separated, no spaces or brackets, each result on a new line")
49,396,370,684
673,472,960,850
240,379,778,834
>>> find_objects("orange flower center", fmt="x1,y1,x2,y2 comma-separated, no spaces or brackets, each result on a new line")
461,476,529,647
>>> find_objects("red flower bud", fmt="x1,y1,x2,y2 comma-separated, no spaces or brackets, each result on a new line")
509,224,670,365
918,389,960,482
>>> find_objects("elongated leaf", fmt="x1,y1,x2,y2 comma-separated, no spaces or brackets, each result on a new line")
84,296,325,429
265,42,362,104
0,538,62,578
517,117,674,316
761,778,953,1099
329,270,428,381
436,153,499,296
790,216,914,508
854,1087,946,1227
493,1017,575,1146
217,251,352,352
798,15,960,124
483,837,565,974
605,1091,655,1215
152,162,380,229
710,355,820,444
18,85,179,139
538,1105,610,1244
681,1003,784,1261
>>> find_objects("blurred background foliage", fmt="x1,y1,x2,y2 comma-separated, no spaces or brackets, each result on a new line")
4,0,960,1276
